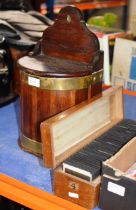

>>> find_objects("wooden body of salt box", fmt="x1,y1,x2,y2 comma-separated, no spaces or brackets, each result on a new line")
18,6,103,156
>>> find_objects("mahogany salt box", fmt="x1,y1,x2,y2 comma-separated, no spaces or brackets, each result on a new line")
18,6,103,156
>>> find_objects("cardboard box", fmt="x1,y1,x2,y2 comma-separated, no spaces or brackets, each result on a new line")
99,137,136,210
41,86,125,209
112,38,136,91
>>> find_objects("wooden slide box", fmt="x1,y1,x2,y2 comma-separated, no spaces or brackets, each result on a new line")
40,86,124,209
99,137,136,210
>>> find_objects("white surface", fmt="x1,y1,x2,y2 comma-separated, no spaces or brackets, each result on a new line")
107,181,126,197
63,163,92,182
28,76,40,88
53,97,110,157
68,192,79,199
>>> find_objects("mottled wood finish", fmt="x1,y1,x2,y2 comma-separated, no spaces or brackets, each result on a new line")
19,6,103,154
91,82,102,97
21,79,89,143
54,170,100,209
42,6,100,64
18,54,102,77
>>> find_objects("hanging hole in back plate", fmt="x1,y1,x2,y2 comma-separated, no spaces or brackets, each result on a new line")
67,15,71,23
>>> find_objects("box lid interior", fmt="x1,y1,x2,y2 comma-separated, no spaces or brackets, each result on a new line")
104,137,136,175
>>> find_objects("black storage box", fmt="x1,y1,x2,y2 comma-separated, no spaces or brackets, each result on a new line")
99,137,136,210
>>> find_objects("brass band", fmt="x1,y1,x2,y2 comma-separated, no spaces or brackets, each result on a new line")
20,133,42,155
21,70,103,91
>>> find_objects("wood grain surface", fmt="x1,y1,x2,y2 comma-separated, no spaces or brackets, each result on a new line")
19,6,103,154
21,81,89,142
54,170,100,209
42,6,100,64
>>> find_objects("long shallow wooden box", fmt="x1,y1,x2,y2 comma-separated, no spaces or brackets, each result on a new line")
41,86,124,209
99,137,136,210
